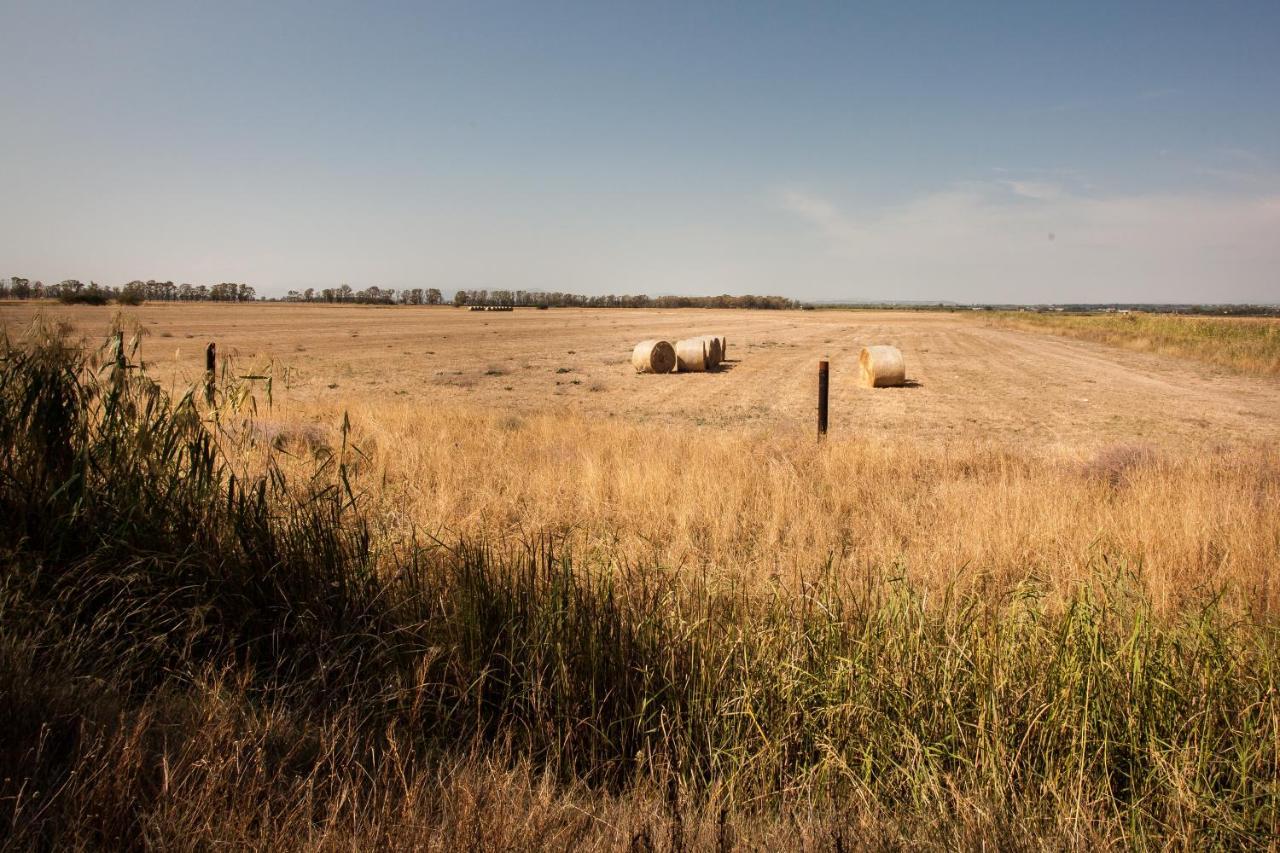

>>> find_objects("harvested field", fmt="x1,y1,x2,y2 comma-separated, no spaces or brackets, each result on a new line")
4,302,1278,453
3,300,1278,612
3,302,1280,847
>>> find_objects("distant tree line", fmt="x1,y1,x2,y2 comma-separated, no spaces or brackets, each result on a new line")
5,276,797,310
280,287,797,309
277,286,799,309
1026,304,1280,317
1,277,255,305
283,285,444,305
448,290,799,310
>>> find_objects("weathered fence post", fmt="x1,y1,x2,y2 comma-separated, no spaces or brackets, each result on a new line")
817,359,829,437
115,331,126,371
205,342,216,403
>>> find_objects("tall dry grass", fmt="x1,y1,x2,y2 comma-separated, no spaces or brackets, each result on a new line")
266,402,1280,617
2,325,1279,849
992,311,1280,377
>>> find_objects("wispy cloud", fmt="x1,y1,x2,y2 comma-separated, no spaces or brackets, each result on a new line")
779,190,860,243
776,181,1280,303
1179,147,1280,188
999,180,1063,200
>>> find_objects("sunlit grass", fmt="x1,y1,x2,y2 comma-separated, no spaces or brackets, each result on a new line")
994,311,1280,376
2,325,1278,848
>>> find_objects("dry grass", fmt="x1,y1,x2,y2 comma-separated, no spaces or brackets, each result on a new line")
993,311,1280,377
5,302,1280,452
3,317,1280,848
0,687,1164,851
265,400,1276,617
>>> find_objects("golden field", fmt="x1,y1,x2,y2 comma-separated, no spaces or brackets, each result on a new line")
4,302,1278,612
3,302,1280,848
6,301,1279,449
992,310,1280,378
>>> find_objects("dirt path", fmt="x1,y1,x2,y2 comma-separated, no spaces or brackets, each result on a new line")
4,303,1277,454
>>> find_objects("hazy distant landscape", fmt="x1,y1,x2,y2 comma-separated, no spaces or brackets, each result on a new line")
4,0,1280,848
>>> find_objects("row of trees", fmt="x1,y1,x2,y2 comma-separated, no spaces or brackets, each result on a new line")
449,290,799,310
5,276,797,310
277,287,799,310
283,286,444,305
1,278,256,303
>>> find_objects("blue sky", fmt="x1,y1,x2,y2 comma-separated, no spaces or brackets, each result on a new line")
2,1,1278,302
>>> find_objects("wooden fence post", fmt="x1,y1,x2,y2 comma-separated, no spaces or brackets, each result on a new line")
205,342,216,403
817,359,829,437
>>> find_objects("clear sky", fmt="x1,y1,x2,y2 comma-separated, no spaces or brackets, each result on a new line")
2,1,1278,302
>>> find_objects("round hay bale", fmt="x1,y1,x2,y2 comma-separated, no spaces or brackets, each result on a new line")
631,339,677,374
698,335,723,367
675,338,708,372
859,345,906,387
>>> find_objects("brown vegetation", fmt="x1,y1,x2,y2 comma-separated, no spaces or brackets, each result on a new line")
992,311,1280,377
6,303,1277,452
1,308,1278,848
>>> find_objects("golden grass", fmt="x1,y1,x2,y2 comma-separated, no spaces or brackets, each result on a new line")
993,311,1280,377
5,316,1280,847
250,398,1280,617
6,301,1280,452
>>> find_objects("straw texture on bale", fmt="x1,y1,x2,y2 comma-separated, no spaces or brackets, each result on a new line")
859,345,906,387
698,335,723,367
631,339,677,374
675,338,709,372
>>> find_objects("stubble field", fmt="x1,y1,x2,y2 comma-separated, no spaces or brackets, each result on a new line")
8,302,1279,449
5,301,1279,609
2,302,1279,848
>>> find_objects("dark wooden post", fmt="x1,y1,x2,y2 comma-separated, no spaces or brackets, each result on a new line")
205,342,216,403
115,331,126,371
817,359,829,437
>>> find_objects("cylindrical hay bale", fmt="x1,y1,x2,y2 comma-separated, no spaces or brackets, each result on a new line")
631,339,677,374
698,335,723,367
675,338,708,372
859,345,906,387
